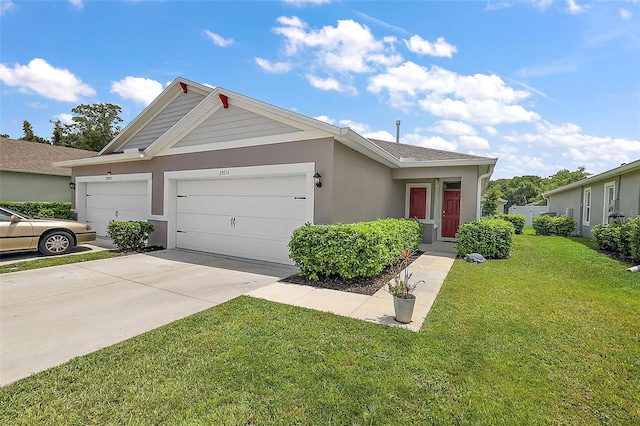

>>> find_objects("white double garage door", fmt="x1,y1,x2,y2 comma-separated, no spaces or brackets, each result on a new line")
81,165,313,265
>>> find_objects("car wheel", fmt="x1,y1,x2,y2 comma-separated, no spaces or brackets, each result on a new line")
38,231,74,255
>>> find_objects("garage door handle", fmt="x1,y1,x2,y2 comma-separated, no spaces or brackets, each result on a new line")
230,217,236,228
177,230,186,233
295,197,306,200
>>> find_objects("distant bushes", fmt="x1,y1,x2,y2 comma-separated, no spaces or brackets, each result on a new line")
532,215,576,237
289,218,422,280
455,218,514,259
593,218,640,262
0,202,73,220
495,214,526,234
107,221,154,252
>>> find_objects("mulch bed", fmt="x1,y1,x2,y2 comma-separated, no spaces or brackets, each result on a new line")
280,251,423,296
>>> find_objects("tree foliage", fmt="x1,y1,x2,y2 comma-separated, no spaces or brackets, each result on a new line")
56,103,123,151
481,186,502,216
490,167,590,210
21,120,49,144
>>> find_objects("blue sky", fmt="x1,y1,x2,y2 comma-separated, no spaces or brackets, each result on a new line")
1,0,639,179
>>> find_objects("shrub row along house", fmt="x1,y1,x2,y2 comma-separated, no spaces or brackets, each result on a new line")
544,159,640,237
55,78,497,265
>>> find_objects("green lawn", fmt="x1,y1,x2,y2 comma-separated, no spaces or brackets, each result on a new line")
0,250,123,274
1,235,638,424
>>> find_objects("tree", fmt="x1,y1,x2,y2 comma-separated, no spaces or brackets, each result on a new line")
541,167,590,194
490,175,542,211
21,120,49,144
482,186,502,216
58,103,123,151
0,133,10,138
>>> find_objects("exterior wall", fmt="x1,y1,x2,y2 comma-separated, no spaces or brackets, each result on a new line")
0,171,73,202
73,137,336,248
392,165,480,225
330,142,403,224
175,104,300,148
547,168,640,237
123,91,206,151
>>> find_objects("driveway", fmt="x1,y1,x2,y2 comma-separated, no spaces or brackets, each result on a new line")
0,250,296,386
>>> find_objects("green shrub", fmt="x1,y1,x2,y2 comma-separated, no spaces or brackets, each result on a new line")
288,218,422,280
455,218,514,259
107,221,154,252
496,214,526,234
594,217,640,262
0,202,73,220
532,215,576,237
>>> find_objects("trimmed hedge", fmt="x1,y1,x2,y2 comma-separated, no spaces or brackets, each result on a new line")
288,218,422,280
455,218,514,259
532,215,576,237
496,213,526,234
593,217,640,262
0,202,73,220
107,221,154,252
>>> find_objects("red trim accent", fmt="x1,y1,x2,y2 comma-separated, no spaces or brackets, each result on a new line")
179,82,188,93
219,94,229,108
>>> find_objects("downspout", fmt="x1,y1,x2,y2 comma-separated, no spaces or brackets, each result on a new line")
476,165,494,219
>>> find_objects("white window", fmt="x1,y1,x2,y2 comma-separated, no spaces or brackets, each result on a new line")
603,181,616,224
583,187,591,226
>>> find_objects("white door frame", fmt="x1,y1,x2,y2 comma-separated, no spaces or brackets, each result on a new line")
163,163,316,249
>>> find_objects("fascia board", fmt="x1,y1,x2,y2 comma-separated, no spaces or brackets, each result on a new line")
53,151,144,167
543,158,640,197
398,157,498,168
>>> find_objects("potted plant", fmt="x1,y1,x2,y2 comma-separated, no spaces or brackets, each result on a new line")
387,249,424,323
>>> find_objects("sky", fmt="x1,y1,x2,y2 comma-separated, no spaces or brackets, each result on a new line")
1,0,639,179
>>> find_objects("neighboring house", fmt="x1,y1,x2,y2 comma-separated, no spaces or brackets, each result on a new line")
507,205,549,227
55,78,497,264
543,159,640,237
0,138,95,202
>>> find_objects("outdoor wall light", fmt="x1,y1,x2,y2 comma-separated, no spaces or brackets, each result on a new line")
69,182,76,190
313,172,322,188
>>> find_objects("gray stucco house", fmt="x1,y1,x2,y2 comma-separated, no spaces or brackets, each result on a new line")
543,159,640,237
0,138,95,202
55,78,497,264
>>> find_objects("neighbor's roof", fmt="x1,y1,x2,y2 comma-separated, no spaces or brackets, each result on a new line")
0,137,96,176
369,138,492,162
543,158,640,197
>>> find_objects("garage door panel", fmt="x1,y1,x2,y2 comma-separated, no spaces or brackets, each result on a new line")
85,181,149,237
175,174,308,264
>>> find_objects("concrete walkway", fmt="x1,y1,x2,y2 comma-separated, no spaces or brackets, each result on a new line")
248,250,456,332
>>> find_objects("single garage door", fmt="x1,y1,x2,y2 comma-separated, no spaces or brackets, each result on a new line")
176,175,309,264
86,181,149,236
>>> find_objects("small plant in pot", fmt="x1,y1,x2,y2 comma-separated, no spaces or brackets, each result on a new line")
387,249,424,323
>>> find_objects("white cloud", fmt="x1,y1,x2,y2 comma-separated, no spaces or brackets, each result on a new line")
352,11,410,35
306,74,356,94
110,76,163,105
313,115,335,124
429,120,477,136
1,1,15,15
566,0,586,14
504,120,640,171
620,8,632,19
488,145,549,178
0,58,95,102
204,30,234,47
364,130,395,141
54,113,74,125
403,133,458,151
335,119,394,140
368,62,538,125
255,57,293,73
69,0,83,9
403,35,457,58
458,135,490,149
532,0,553,12
274,16,403,73
484,126,499,136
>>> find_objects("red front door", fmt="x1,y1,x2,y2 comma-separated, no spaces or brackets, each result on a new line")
409,187,427,219
442,189,460,238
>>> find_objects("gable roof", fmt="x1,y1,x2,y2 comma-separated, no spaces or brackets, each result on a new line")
543,158,640,196
55,77,496,170
0,137,95,176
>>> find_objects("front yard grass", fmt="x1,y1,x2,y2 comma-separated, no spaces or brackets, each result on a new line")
0,250,123,274
1,234,638,424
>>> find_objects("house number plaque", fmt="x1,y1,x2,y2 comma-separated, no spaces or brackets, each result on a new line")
219,170,230,176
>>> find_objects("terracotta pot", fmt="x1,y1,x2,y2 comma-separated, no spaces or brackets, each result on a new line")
393,295,416,323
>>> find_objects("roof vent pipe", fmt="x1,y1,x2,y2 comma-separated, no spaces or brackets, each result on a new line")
396,120,401,143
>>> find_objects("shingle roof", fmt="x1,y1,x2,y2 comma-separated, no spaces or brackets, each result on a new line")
0,137,96,176
369,138,493,162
